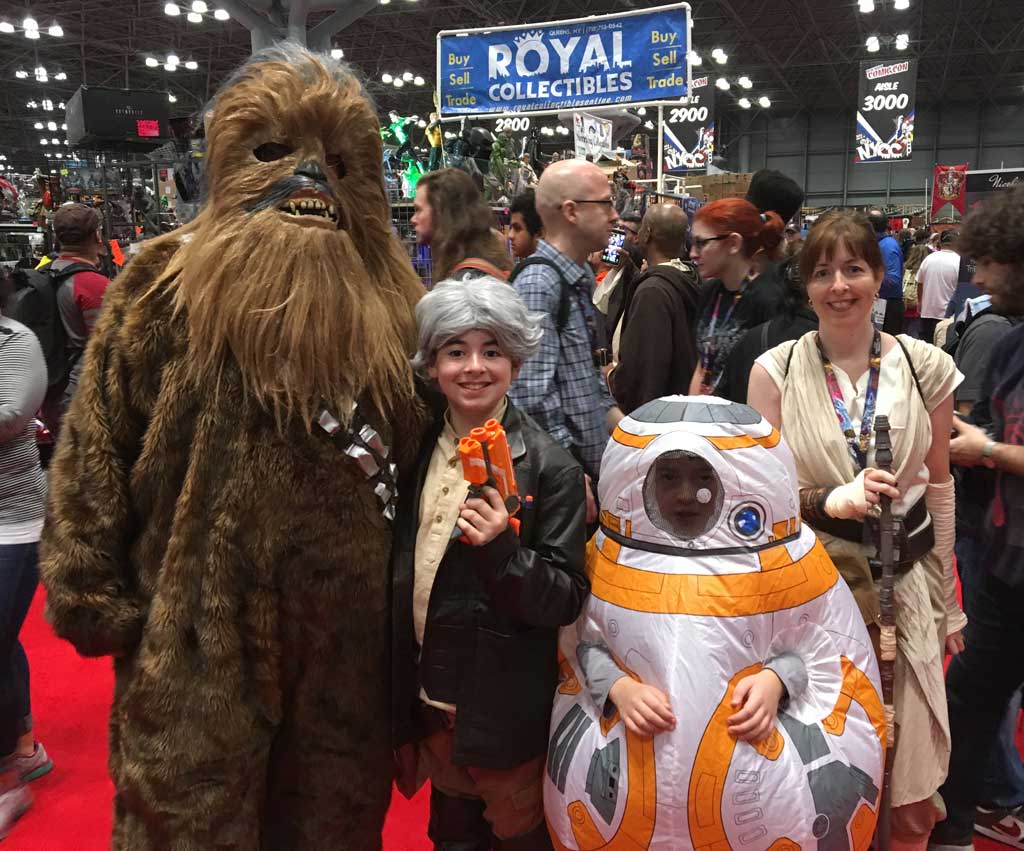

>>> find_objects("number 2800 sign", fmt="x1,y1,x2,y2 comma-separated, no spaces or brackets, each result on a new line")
861,93,910,112
495,116,531,133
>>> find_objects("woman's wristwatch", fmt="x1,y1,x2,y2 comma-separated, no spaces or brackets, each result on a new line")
981,439,998,469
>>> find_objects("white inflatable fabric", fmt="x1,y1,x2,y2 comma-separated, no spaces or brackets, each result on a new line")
545,396,885,851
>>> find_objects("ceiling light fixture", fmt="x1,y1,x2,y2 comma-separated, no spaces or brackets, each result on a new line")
39,138,47,145
169,93,177,102
716,77,730,90
894,0,910,8
402,71,413,81
214,8,230,20
738,75,752,89
414,75,425,86
393,78,405,88
164,3,181,15
54,69,66,80
381,72,393,83
637,106,646,116
164,62,176,71
688,51,702,66
895,33,910,50
866,35,880,52
146,56,159,67
192,0,208,11
167,53,180,65
33,122,43,130
330,48,343,59
22,17,37,30
58,101,65,109
859,0,875,12
738,97,751,109
187,12,202,22
711,48,727,64
758,96,771,108
185,59,198,70
47,121,56,131
48,22,62,37
25,28,39,39
15,68,28,79
0,21,14,33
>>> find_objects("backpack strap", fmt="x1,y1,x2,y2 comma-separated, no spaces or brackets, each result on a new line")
509,257,573,333
449,258,509,281
894,335,926,405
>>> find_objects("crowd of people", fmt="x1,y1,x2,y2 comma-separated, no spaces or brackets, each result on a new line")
0,44,1022,851
401,157,1024,851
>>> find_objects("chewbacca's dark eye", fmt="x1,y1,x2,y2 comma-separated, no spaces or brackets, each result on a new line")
326,154,346,179
253,142,294,162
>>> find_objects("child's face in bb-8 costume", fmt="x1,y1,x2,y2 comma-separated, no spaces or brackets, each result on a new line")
647,452,722,539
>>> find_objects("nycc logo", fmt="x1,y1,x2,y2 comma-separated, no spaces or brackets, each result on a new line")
692,75,708,89
865,61,910,80
857,139,909,160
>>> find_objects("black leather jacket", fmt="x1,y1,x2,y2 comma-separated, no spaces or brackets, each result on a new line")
391,402,589,769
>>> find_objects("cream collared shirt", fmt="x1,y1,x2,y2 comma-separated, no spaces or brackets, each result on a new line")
414,400,507,711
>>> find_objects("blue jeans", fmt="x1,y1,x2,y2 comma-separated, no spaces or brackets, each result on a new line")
956,536,1024,809
0,542,39,756
934,571,1024,842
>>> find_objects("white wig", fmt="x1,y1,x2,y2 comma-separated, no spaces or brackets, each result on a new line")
412,276,545,372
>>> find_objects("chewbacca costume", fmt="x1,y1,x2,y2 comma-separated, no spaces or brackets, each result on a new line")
40,46,425,849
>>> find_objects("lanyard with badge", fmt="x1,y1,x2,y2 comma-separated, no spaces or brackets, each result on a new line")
816,329,882,470
698,282,747,395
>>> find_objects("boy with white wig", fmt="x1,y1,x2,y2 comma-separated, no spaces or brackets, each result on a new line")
391,276,589,850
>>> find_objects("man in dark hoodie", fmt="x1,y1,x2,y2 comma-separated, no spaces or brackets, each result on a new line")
608,203,699,414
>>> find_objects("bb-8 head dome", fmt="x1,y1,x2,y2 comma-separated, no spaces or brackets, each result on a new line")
599,396,805,563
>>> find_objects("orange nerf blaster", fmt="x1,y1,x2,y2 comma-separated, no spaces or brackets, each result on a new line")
457,419,522,540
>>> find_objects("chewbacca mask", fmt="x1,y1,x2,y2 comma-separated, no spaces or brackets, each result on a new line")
167,44,423,427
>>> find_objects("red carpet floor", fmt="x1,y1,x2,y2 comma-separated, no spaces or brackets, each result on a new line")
12,588,1021,850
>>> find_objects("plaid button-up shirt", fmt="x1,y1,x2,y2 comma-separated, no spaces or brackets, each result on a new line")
509,240,611,478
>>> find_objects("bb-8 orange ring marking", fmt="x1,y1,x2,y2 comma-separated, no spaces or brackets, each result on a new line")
586,538,838,619
689,658,883,851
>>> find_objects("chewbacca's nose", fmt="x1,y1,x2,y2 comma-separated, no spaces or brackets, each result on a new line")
294,160,328,182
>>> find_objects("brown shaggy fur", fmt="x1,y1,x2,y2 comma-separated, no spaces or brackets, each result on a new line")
40,46,425,850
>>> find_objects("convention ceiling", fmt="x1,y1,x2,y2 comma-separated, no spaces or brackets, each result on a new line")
0,0,1019,164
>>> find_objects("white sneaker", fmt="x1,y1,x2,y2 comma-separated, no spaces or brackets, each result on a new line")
976,805,1024,851
0,780,31,840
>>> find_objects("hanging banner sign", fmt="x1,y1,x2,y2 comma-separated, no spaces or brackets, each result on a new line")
662,75,714,173
854,58,917,163
573,112,613,160
964,167,1024,210
931,164,968,217
437,4,691,116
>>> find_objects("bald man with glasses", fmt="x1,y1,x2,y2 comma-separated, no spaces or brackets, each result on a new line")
508,160,618,510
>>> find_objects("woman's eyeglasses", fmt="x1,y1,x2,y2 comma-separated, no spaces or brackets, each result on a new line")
691,234,729,251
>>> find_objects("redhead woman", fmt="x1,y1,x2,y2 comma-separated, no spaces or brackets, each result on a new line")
747,210,965,851
687,198,785,400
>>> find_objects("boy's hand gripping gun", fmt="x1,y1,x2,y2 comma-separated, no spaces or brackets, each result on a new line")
455,419,522,543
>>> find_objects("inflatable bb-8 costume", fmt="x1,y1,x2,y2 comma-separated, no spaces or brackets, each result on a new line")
545,397,885,851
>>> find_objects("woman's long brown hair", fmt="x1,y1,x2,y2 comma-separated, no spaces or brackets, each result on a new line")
418,169,512,280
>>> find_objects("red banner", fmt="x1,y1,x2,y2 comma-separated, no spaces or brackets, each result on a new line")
932,164,968,217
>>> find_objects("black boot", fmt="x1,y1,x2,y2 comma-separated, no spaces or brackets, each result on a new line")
493,821,554,851
428,787,492,851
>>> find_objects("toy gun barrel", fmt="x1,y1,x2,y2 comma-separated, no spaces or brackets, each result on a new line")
457,419,521,538
874,414,897,851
